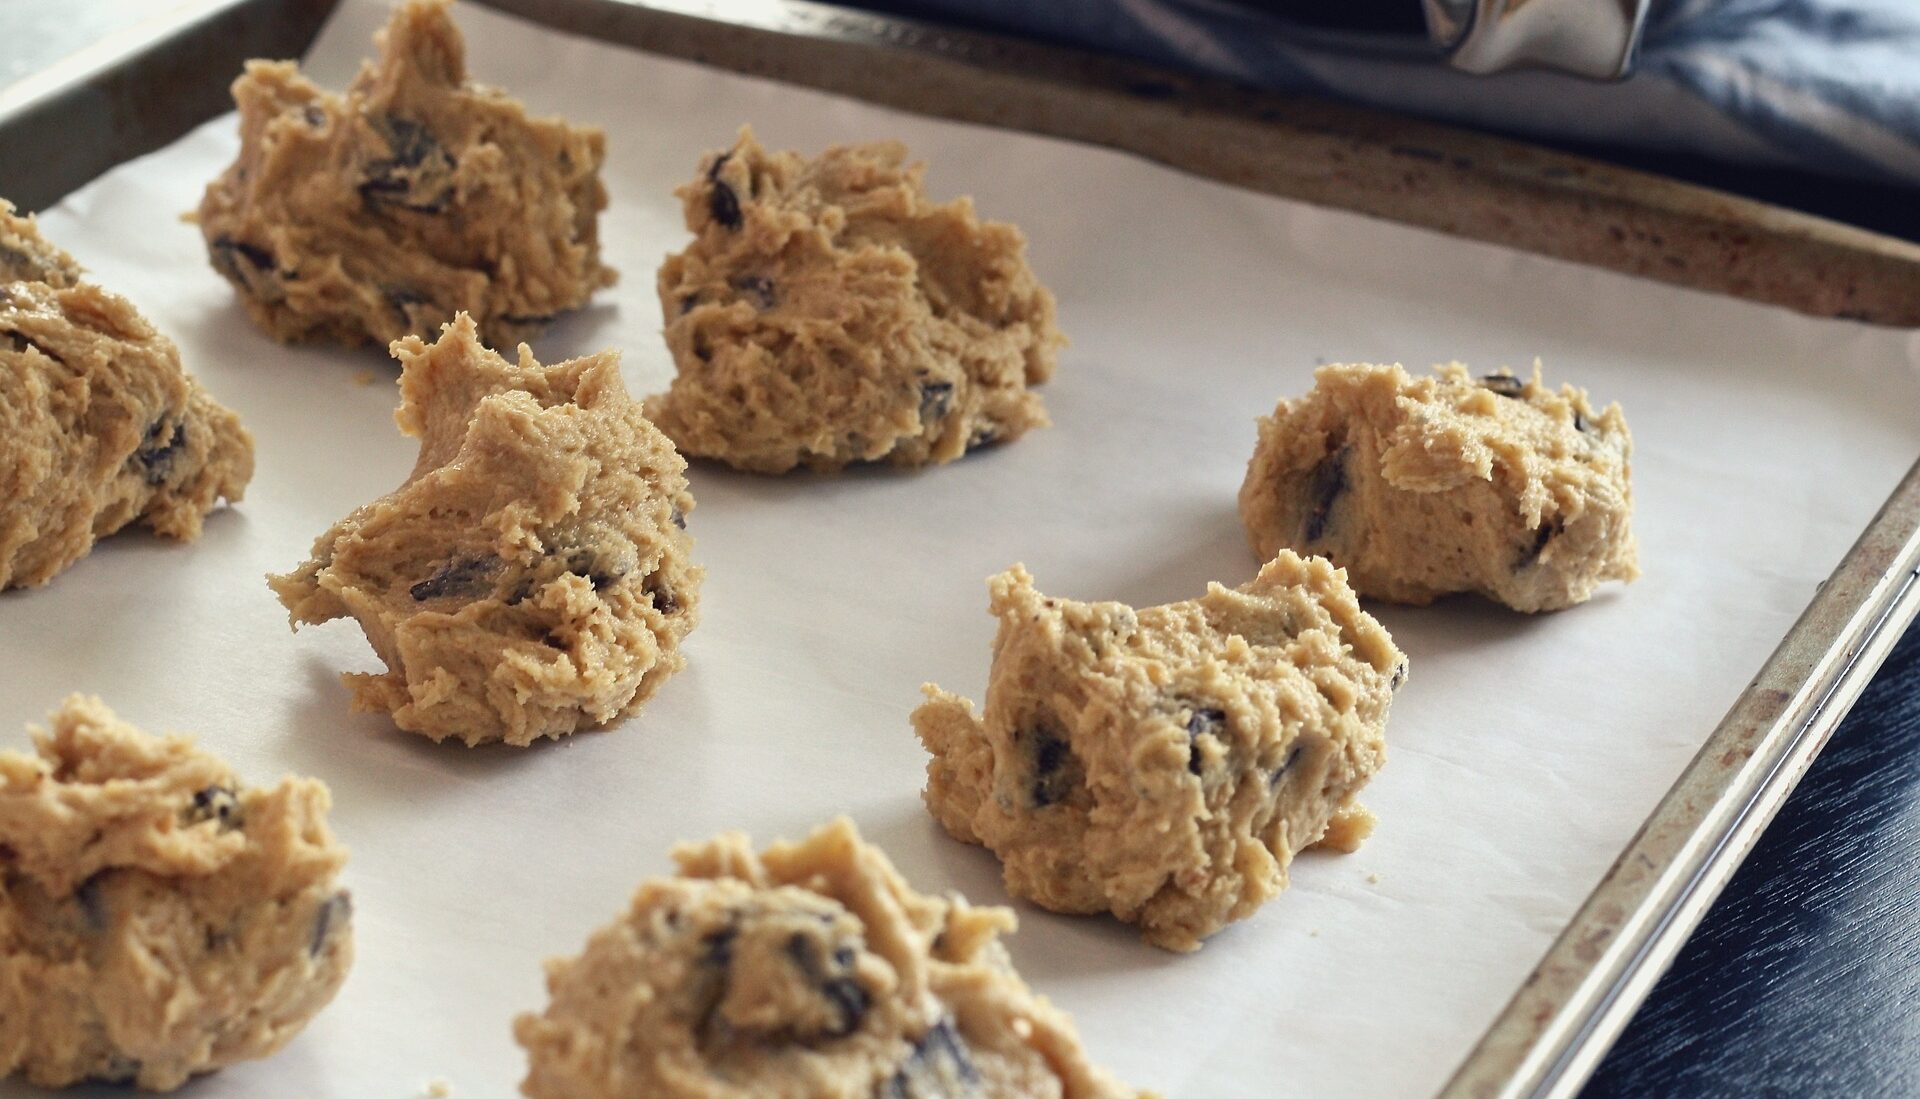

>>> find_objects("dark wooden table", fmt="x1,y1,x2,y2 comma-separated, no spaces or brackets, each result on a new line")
1582,622,1920,1097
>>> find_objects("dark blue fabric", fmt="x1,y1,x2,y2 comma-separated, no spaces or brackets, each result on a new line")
867,0,1920,186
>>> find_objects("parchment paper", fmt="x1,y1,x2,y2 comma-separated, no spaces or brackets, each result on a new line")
6,2,1920,1096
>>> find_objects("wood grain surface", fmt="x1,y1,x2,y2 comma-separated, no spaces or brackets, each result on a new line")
1583,622,1920,1097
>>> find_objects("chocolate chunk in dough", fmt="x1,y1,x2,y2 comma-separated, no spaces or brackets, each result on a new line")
197,0,615,350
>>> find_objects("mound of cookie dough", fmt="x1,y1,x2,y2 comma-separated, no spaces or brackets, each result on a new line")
0,201,254,591
0,696,351,1091
1238,362,1638,612
914,554,1403,952
647,127,1063,473
270,314,700,746
197,0,614,350
515,817,1146,1099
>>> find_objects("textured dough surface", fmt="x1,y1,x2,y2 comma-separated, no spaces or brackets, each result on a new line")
0,696,351,1091
914,554,1403,951
270,313,700,746
647,127,1062,473
1238,362,1638,612
515,817,1147,1099
0,201,253,591
197,0,614,350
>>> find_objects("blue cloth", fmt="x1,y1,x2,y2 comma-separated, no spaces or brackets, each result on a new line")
870,0,1920,187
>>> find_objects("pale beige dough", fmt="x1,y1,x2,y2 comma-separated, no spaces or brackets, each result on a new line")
1238,362,1638,612
0,201,253,591
913,554,1403,952
0,696,351,1090
197,0,614,351
647,127,1063,474
515,817,1148,1099
270,313,701,747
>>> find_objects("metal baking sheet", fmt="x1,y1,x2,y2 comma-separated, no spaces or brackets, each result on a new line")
3,1,1918,1096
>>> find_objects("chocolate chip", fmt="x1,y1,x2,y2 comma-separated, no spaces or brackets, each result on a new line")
646,578,679,615
383,285,433,324
359,116,454,214
709,182,742,229
881,1018,982,1099
918,380,954,424
1027,728,1074,808
784,931,870,1038
670,506,687,530
1303,446,1349,544
965,424,1000,453
707,151,742,229
310,890,351,958
1,329,57,361
75,874,108,933
729,275,776,310
1517,518,1564,568
1480,373,1526,398
702,925,737,966
1184,707,1228,776
1390,662,1409,691
0,244,36,280
562,545,629,591
0,243,73,286
210,235,279,293
131,418,187,486
184,785,242,831
302,104,326,128
1270,744,1304,787
409,555,498,601
1573,409,1595,434
96,1054,141,1084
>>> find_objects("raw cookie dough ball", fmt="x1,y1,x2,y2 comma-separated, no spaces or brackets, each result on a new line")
647,127,1064,473
514,817,1147,1099
0,696,352,1090
197,0,615,350
270,313,701,746
914,554,1403,952
0,201,254,591
1238,362,1638,612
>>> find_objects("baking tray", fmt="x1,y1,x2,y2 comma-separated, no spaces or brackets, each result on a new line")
3,1,1919,1096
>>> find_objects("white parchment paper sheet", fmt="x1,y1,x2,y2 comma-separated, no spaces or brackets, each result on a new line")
6,1,1920,1095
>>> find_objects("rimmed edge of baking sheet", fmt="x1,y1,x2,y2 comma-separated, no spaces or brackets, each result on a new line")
4,1,1917,1093
473,0,1920,327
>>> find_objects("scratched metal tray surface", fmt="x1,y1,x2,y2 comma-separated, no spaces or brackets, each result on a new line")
2,1,1919,1097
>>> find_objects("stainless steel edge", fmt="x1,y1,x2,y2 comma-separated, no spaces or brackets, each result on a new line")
1443,457,1920,1099
0,0,336,212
